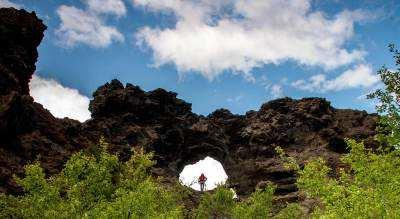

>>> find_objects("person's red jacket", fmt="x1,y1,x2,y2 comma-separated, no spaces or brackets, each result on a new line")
198,174,207,182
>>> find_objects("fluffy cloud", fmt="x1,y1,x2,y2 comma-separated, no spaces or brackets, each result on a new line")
29,75,91,122
0,0,20,8
291,64,380,92
85,0,126,17
134,0,366,81
259,75,285,98
270,84,284,98
56,0,125,48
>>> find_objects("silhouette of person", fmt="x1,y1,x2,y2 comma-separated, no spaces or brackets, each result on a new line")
198,173,207,192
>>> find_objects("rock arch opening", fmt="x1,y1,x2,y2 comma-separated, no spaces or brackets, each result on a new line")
179,156,228,191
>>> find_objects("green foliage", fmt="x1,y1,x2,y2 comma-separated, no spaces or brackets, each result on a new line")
194,185,294,219
194,186,236,218
273,203,304,219
367,44,400,148
297,139,400,218
275,146,300,171
0,138,183,218
87,179,183,218
233,186,275,219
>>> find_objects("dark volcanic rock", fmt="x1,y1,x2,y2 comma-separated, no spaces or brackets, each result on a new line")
0,8,45,95
0,8,89,194
0,7,379,206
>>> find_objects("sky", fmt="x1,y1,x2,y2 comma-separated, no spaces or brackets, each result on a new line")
179,156,228,191
1,0,400,123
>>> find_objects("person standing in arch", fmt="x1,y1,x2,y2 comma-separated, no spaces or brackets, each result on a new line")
198,173,207,192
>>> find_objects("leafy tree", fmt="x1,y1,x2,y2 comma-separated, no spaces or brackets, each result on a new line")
0,138,184,218
368,44,400,148
297,139,400,218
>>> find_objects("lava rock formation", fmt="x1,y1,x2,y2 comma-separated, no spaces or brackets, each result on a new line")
0,8,378,204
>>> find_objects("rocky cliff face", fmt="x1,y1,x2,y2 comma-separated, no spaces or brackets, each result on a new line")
0,8,91,194
0,7,378,204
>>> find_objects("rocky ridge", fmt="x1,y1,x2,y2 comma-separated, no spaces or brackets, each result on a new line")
0,8,378,206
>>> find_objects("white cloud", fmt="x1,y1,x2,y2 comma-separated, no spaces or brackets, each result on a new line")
134,0,367,81
227,94,243,103
259,75,284,98
291,64,380,92
85,0,127,17
29,75,91,122
55,4,124,48
270,84,284,98
0,0,20,8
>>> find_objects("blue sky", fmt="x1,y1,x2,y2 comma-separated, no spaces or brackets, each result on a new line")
2,0,400,122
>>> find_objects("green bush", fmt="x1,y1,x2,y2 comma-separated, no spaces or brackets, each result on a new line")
232,186,275,219
193,185,300,219
368,44,400,148
273,203,304,219
0,138,184,218
297,139,400,218
194,186,236,218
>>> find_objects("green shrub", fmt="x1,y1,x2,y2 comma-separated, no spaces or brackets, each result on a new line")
0,138,183,218
232,186,275,219
297,139,400,218
194,186,236,218
193,185,296,219
273,203,304,219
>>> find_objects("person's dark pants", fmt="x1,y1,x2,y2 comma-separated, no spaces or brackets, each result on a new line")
200,183,205,191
